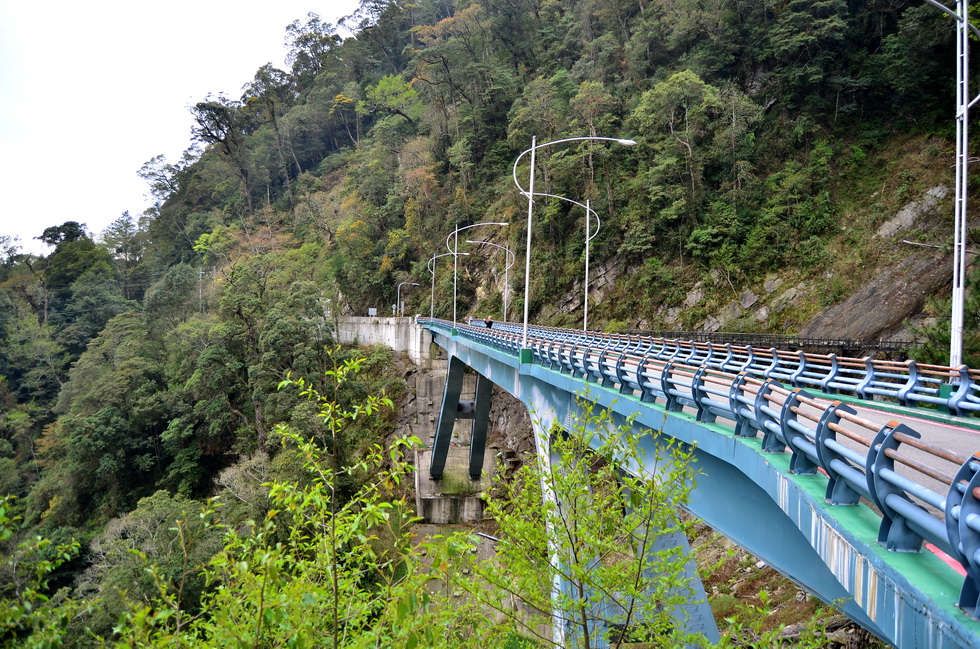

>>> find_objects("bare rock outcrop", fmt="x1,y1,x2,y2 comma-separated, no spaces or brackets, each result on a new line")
801,252,951,340
875,184,949,240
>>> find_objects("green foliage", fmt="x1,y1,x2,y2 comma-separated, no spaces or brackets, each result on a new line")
0,496,81,648
109,359,472,648
71,490,224,642
913,264,980,368
362,75,423,126
457,396,709,648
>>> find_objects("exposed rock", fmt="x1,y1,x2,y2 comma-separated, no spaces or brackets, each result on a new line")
875,185,950,240
773,286,804,312
801,252,952,340
739,290,758,310
488,385,534,454
764,276,783,294
685,286,705,308
587,258,627,308
718,301,741,324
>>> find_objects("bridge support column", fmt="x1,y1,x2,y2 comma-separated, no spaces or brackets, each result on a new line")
560,525,720,646
531,405,719,646
468,373,493,479
429,356,494,480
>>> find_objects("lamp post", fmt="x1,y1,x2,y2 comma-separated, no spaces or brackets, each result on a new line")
427,252,466,321
467,239,516,322
445,221,509,330
922,0,980,368
396,281,420,317
513,136,635,355
520,191,600,331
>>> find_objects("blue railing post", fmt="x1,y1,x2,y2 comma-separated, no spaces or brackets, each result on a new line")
948,453,980,615
812,401,863,505
754,380,786,452
857,357,876,400
661,361,683,412
762,348,780,380
779,389,819,473
615,353,632,395
871,424,925,552
947,365,973,416
819,353,840,393
729,372,758,438
790,350,808,387
691,366,715,424
637,355,659,403
897,360,920,407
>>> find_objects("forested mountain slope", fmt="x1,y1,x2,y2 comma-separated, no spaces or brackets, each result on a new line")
0,0,974,644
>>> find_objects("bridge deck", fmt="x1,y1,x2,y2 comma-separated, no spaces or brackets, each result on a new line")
420,318,980,649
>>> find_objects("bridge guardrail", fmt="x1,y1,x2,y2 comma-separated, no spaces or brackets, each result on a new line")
424,317,980,619
466,319,980,417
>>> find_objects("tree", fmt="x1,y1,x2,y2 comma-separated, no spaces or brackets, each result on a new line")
457,397,709,648
36,222,87,248
138,148,200,207
361,75,423,127
111,358,473,648
0,302,68,407
763,0,849,104
191,95,255,213
0,496,80,647
100,211,151,301
0,236,21,284
72,490,224,642
54,266,138,358
285,12,342,87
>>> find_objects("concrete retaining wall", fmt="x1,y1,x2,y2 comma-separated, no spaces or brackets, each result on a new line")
335,316,437,367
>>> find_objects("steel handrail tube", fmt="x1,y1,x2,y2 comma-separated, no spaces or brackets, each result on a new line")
827,458,874,500
878,469,946,512
883,491,954,556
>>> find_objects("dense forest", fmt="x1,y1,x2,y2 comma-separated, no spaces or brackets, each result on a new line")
0,0,973,645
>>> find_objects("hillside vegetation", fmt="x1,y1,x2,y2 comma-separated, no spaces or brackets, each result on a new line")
0,0,975,645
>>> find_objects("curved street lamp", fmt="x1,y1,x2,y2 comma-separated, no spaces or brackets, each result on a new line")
396,281,420,318
445,221,509,329
921,0,980,368
467,239,516,322
513,136,636,354
427,251,467,321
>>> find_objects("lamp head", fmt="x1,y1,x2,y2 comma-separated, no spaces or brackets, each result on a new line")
617,139,637,146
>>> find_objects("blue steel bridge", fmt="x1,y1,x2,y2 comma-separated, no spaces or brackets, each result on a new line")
417,316,980,648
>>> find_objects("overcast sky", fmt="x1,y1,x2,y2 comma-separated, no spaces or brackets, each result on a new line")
0,0,361,255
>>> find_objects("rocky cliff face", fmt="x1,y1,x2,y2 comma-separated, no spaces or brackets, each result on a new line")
656,184,956,341
800,251,951,340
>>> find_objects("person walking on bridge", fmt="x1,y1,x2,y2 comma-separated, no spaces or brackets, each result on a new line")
485,316,493,329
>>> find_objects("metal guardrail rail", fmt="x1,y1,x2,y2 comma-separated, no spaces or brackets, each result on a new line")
631,330,913,355
421,317,980,621
476,320,980,418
